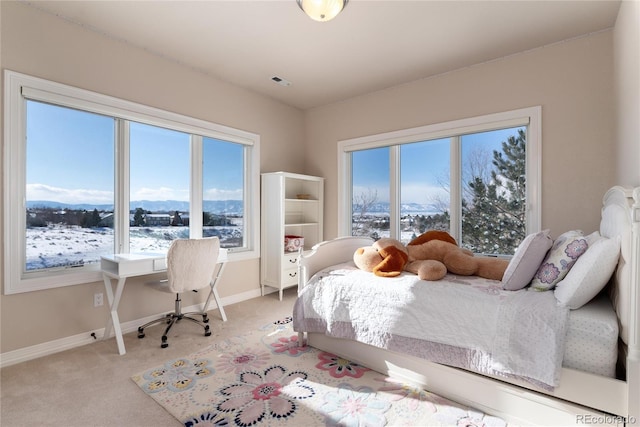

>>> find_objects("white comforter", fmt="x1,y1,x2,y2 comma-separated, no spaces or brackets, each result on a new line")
293,262,570,390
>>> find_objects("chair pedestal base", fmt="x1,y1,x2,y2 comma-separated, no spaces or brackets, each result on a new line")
137,293,212,348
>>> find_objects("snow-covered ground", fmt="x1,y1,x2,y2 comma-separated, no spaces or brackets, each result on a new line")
25,224,240,270
25,219,424,271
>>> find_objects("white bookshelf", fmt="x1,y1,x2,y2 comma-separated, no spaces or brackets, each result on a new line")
260,172,324,300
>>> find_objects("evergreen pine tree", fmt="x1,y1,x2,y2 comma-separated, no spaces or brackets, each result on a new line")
462,129,526,254
133,208,146,226
91,208,101,227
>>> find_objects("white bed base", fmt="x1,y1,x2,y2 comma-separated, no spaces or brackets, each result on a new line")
296,186,640,426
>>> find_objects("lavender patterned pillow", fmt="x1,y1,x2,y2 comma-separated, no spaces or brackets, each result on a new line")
530,230,588,291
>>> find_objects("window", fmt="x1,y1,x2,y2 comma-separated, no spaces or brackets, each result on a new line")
202,137,246,247
4,70,260,294
351,147,390,239
338,107,540,256
25,101,116,272
129,122,191,252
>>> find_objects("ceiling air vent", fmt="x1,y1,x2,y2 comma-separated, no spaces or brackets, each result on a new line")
271,76,291,87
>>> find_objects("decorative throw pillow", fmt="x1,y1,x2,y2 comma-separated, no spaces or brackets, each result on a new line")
502,230,553,291
554,236,620,309
530,230,588,291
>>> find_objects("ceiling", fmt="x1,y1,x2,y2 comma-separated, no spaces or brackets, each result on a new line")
26,0,622,110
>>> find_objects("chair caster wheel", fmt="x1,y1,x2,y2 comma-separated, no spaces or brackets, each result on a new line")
205,330,212,337
161,342,168,348
204,325,211,336
137,327,145,339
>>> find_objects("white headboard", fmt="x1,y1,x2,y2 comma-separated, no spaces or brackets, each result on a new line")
298,236,373,290
600,186,640,353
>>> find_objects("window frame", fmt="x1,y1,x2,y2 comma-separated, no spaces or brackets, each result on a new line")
4,70,260,294
337,107,541,245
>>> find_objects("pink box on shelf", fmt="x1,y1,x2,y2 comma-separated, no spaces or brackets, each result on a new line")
284,235,304,252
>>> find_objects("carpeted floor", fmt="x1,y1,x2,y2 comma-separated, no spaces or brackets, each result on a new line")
2,288,506,426
131,316,506,427
1,289,299,427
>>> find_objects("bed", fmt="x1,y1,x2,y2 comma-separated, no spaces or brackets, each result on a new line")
293,186,639,426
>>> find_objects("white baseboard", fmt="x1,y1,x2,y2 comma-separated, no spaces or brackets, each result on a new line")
0,288,270,368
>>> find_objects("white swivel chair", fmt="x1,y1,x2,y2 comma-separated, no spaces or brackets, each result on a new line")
137,237,220,348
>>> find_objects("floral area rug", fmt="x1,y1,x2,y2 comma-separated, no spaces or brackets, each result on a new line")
132,316,507,427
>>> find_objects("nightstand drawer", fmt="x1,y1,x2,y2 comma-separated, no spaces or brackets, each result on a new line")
282,252,300,269
282,267,298,285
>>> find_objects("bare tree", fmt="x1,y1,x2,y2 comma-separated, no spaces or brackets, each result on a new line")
352,188,378,237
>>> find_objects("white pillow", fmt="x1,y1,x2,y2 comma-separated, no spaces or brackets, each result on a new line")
554,236,620,309
585,230,603,246
531,230,588,291
502,230,552,291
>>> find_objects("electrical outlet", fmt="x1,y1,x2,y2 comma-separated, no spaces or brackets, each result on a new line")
94,292,104,307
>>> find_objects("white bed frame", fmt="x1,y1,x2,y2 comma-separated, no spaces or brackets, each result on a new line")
296,186,639,426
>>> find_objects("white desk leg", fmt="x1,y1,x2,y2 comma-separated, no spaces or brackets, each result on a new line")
211,287,227,322
202,262,227,322
102,274,128,355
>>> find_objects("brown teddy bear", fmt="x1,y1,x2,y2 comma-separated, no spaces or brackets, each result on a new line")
353,230,509,281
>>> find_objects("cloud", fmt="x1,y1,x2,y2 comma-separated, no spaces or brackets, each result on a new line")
27,183,113,204
352,183,448,205
204,188,243,200
27,183,243,203
132,186,189,201
400,183,449,205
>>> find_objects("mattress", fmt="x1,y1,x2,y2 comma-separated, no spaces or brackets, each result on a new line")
563,291,619,377
295,262,571,389
298,262,620,380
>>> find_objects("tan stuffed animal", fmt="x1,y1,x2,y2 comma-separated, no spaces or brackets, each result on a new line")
406,232,509,281
353,234,449,281
353,238,409,278
405,230,458,280
353,231,509,281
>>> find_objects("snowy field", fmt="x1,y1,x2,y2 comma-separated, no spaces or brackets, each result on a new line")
25,224,240,270
25,220,422,270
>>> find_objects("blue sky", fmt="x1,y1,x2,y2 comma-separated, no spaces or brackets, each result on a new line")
26,100,243,205
26,101,115,204
26,100,521,207
352,127,523,206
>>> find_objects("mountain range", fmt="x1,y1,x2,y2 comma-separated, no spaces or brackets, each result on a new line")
26,200,244,215
28,200,441,216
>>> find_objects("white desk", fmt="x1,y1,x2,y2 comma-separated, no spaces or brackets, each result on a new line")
101,249,228,355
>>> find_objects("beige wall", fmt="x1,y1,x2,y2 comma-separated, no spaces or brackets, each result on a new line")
614,0,640,186
0,2,304,353
2,1,637,358
305,30,616,241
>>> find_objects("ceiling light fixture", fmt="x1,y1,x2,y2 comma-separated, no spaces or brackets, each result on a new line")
296,0,348,22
